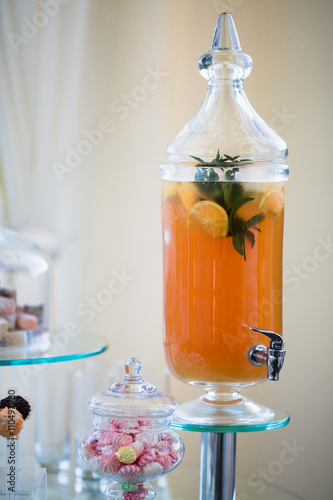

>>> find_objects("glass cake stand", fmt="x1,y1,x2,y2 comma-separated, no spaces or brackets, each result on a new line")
0,331,108,366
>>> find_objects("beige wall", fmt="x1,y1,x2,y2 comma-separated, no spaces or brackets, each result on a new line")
0,0,332,498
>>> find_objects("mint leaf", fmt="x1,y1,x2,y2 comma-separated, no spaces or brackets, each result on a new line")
229,197,254,233
245,212,265,231
189,151,252,167
229,205,265,261
232,232,245,257
246,230,255,249
189,155,205,163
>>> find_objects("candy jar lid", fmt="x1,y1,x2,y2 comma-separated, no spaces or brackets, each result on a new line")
165,12,288,165
88,358,177,419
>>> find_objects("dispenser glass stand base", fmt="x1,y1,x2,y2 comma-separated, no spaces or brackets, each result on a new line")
171,394,289,432
171,402,290,500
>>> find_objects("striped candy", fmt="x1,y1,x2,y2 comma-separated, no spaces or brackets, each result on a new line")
99,451,122,473
123,491,147,500
155,452,172,467
137,450,156,467
113,432,133,448
118,464,141,478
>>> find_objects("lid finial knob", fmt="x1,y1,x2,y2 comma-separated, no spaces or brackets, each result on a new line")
210,12,241,51
125,358,142,378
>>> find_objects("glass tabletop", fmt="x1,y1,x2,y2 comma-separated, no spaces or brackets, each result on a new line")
0,331,108,366
45,471,305,499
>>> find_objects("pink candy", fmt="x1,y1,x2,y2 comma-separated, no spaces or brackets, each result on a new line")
155,452,172,468
130,439,144,458
113,432,133,448
116,420,140,434
84,442,101,458
118,464,141,477
16,312,38,330
142,461,163,477
160,432,176,445
138,419,152,427
168,449,179,463
135,432,158,450
154,440,171,452
123,491,147,500
0,297,15,316
99,450,122,473
101,431,118,445
137,450,156,467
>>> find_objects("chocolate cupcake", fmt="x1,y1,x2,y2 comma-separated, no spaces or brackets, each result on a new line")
0,394,32,420
0,408,24,438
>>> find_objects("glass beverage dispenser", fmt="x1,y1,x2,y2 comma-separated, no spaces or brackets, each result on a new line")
160,13,288,426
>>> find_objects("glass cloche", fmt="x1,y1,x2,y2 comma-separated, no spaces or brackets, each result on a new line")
0,227,52,353
79,358,185,500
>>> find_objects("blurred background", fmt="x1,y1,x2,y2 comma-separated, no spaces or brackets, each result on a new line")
0,0,332,499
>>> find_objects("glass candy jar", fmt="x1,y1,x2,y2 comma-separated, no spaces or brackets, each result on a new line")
0,227,52,353
79,358,185,499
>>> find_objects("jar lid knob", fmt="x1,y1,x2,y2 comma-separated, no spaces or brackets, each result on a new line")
210,12,240,51
125,358,142,378
198,12,253,80
109,358,155,394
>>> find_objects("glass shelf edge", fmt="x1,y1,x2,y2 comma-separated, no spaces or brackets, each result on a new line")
0,332,108,366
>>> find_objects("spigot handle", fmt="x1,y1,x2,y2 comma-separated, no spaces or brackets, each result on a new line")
247,326,284,350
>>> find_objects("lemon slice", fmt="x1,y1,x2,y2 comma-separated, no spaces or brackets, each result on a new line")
162,182,178,201
258,189,285,214
191,200,228,238
235,197,260,220
177,183,198,212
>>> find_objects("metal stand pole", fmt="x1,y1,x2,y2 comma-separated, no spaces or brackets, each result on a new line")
199,432,236,500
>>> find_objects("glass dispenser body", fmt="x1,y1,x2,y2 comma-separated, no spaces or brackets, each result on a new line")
160,14,288,393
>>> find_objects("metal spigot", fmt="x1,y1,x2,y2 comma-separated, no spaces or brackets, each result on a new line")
247,327,286,381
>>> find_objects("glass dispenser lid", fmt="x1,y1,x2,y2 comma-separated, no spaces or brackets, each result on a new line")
165,12,288,164
88,358,177,419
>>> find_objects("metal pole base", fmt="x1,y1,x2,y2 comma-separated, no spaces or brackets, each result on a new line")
199,432,236,500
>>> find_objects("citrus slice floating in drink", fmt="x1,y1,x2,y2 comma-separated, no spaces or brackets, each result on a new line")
191,200,229,238
177,183,198,212
258,189,284,214
235,196,260,221
162,182,178,201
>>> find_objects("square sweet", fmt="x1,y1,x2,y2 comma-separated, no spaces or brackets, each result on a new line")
7,330,28,347
0,318,8,337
